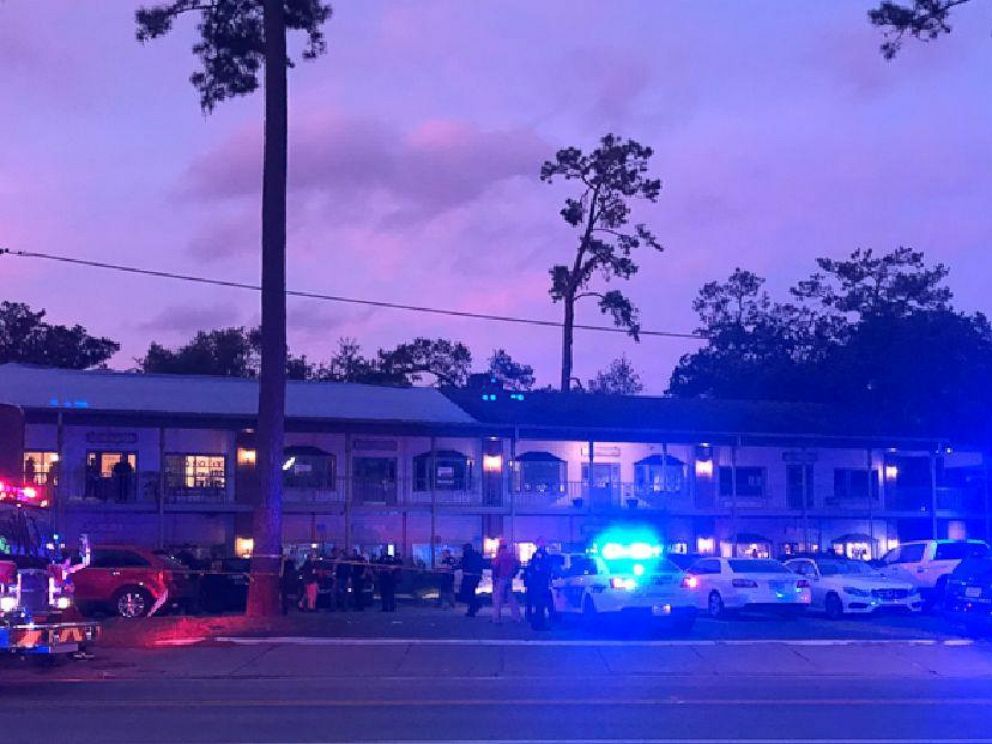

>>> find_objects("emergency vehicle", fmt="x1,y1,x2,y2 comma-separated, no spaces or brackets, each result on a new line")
551,529,698,631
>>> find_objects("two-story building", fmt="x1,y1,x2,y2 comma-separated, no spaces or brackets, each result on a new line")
2,363,989,563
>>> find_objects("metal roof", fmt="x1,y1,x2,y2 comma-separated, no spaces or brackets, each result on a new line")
0,364,476,426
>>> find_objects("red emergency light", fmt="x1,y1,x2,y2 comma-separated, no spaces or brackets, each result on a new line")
0,481,48,509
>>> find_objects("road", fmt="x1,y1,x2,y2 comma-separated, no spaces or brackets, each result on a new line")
3,610,992,743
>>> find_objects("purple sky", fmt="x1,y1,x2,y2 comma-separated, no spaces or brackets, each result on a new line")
2,1,991,391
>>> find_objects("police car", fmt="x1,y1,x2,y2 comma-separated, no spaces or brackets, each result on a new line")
551,541,698,631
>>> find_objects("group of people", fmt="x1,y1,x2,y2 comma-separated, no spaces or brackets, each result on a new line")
279,541,559,631
452,541,558,631
282,548,403,614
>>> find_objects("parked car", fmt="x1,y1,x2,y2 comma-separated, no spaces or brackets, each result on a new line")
876,540,990,608
784,556,921,619
687,557,811,618
552,552,697,631
943,556,992,636
198,557,250,614
666,553,706,572
73,545,198,618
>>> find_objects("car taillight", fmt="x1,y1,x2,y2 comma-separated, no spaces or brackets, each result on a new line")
681,575,699,590
732,579,758,588
158,571,167,586
796,579,811,589
610,577,636,591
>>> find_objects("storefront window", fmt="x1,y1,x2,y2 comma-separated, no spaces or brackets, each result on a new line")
634,454,685,494
23,451,59,486
512,452,566,493
85,451,137,502
283,448,336,490
413,450,473,491
718,467,765,497
166,454,226,490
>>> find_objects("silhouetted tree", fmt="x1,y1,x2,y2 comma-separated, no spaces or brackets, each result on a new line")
587,355,643,395
541,134,663,392
870,0,979,58
377,338,472,387
486,349,535,391
136,0,331,615
0,301,119,369
140,328,259,377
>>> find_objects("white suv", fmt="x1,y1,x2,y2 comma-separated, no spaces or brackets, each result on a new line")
877,539,990,607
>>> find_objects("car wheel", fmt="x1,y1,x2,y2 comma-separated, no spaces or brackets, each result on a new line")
708,591,726,619
113,587,153,618
824,592,844,620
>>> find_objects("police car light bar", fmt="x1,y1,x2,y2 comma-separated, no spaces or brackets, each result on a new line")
0,481,48,508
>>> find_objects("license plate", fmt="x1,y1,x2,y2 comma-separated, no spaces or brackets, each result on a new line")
966,587,983,598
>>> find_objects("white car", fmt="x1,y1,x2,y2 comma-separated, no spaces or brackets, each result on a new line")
552,552,697,631
687,557,811,618
785,556,922,619
876,540,990,607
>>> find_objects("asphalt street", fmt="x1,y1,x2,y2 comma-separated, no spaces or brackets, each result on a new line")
3,609,992,743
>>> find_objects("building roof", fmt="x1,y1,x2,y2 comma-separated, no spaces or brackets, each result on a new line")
442,388,945,447
0,364,476,427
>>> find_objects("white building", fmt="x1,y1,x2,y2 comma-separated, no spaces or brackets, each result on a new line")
1,363,989,562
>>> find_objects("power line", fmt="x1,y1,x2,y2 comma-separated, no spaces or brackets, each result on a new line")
0,248,705,341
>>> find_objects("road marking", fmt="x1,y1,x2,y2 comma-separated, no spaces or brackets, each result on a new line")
212,636,974,648
5,697,992,709
155,637,206,647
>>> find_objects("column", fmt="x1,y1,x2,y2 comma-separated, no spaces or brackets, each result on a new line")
866,448,875,559
930,448,939,540
55,411,65,538
509,430,517,547
429,435,437,569
344,432,353,553
158,427,167,549
729,438,739,557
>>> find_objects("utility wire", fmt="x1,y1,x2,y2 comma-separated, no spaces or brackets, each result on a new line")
0,248,705,341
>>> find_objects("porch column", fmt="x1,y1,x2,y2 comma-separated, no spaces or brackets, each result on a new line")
158,427,167,549
866,448,875,559
344,432,352,553
509,429,517,547
430,435,437,569
587,439,595,512
729,438,739,557
930,448,939,540
800,446,810,552
55,411,65,538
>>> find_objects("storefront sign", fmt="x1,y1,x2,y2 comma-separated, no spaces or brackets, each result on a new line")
85,432,138,445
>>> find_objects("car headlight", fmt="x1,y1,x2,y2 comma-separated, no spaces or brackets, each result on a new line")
0,595,17,613
843,586,870,597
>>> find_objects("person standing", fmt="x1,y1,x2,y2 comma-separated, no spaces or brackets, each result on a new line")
437,549,457,609
377,550,401,612
525,547,554,630
490,543,521,624
280,555,300,615
334,549,351,611
299,554,318,612
459,543,484,618
351,549,369,611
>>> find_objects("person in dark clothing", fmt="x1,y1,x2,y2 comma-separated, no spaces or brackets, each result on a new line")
436,549,457,609
351,550,369,610
525,547,554,630
334,550,351,611
376,551,402,612
299,555,318,611
111,458,133,503
459,543,484,618
280,556,300,615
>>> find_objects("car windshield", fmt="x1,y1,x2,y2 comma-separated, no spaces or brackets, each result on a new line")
817,560,878,576
728,559,788,574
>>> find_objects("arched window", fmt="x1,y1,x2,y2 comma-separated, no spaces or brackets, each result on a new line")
513,451,567,493
413,450,473,491
634,454,685,494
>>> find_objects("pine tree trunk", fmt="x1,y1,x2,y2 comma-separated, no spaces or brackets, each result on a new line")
247,0,288,617
560,295,575,392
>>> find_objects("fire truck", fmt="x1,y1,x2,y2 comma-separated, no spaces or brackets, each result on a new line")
1,404,100,657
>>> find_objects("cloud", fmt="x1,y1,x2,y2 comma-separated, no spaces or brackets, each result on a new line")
182,113,548,226
137,304,244,334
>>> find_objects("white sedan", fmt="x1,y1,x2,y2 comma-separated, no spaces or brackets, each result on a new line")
784,556,922,619
552,553,698,630
687,557,811,618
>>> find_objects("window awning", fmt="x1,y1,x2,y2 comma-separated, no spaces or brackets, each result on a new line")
831,533,876,544
515,451,564,463
635,454,685,467
414,449,470,460
734,533,771,544
284,445,331,457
